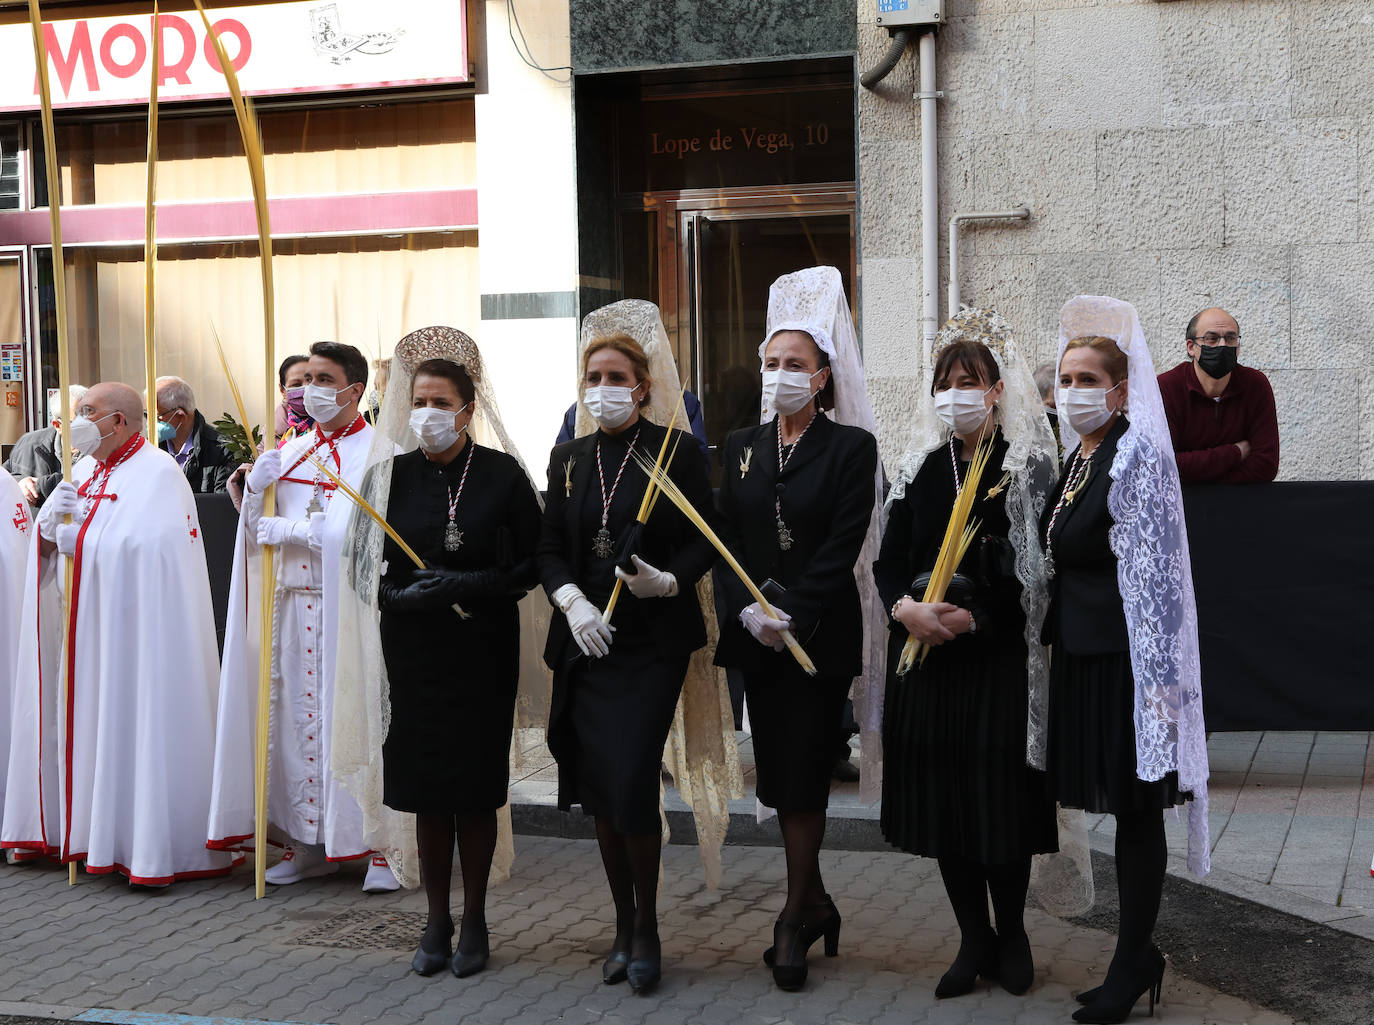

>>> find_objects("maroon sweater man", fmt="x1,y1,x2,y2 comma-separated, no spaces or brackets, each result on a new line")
1158,307,1279,483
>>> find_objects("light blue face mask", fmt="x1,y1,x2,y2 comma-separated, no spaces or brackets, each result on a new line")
157,419,177,444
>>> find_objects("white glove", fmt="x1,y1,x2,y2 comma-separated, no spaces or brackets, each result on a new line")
741,602,792,652
256,516,309,549
613,555,678,599
307,512,327,554
37,481,80,541
54,522,81,557
245,449,284,493
554,583,614,658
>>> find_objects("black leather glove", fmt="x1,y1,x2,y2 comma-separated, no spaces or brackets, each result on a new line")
378,576,452,612
411,566,502,602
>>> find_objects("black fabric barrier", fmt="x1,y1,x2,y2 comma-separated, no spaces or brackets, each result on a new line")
192,484,1374,730
195,492,238,653
1184,483,1374,731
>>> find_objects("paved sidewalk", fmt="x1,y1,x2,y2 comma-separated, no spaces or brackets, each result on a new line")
0,838,1299,1025
512,730,1374,937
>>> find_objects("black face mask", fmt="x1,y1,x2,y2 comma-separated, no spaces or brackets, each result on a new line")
1195,343,1238,380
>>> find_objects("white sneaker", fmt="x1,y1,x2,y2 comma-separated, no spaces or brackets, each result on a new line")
264,843,338,885
362,854,400,893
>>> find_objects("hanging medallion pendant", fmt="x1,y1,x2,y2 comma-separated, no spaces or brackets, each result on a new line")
776,519,794,552
305,494,323,516
592,527,615,559
444,520,463,552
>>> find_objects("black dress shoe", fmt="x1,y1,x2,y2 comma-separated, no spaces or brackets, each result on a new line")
770,898,842,992
627,932,661,994
411,920,453,977
934,927,998,999
763,895,841,968
450,921,489,979
602,949,630,985
997,929,1034,995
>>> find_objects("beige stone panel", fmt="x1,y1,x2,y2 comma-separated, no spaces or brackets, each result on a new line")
1095,127,1224,251
859,140,922,259
1361,117,1374,244
867,373,925,474
969,129,1094,256
1158,0,1292,128
959,252,1042,361
1159,246,1291,370
858,256,922,379
1267,369,1359,481
1223,118,1359,247
947,0,1153,14
1291,1,1374,119
1359,368,1374,480
1289,242,1374,370
858,21,916,144
1032,5,1163,131
1033,250,1167,364
937,13,1034,139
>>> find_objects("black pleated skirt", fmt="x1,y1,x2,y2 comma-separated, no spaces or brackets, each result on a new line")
744,659,850,813
549,639,688,835
880,632,1058,863
1048,648,1184,814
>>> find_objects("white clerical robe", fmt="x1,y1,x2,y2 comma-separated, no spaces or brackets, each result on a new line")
208,419,374,859
0,468,33,829
2,440,233,882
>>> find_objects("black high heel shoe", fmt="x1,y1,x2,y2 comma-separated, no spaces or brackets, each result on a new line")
762,895,841,968
410,919,453,977
626,930,661,994
1072,952,1165,1024
770,900,842,991
1075,946,1163,1006
934,927,999,999
450,919,489,979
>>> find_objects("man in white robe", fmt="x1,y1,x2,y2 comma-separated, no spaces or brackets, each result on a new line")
0,467,33,861
1,383,233,884
208,341,398,892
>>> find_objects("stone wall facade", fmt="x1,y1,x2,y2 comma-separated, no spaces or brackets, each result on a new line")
856,0,1372,480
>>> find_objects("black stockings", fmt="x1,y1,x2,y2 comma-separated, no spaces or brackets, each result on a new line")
1104,809,1165,986
416,811,497,952
594,816,661,957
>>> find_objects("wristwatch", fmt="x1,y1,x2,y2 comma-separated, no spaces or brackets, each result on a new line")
966,611,978,635
891,595,913,621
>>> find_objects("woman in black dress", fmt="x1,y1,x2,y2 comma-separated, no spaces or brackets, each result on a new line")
715,267,880,992
1045,297,1210,1024
876,312,1059,1000
374,351,542,979
538,332,715,994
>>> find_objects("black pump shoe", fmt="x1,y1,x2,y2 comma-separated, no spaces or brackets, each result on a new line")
1073,950,1166,1024
770,899,842,992
602,949,630,985
763,895,841,968
934,927,998,999
450,921,489,979
411,920,453,977
1075,946,1163,1006
626,932,661,994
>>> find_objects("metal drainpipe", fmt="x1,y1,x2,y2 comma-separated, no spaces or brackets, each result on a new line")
947,208,1031,319
918,30,941,349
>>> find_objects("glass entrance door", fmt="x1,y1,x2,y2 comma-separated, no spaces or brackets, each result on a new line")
675,198,855,478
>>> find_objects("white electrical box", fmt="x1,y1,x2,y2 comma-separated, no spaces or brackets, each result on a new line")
876,0,945,28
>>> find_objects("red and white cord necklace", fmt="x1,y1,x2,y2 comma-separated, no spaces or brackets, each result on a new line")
443,440,477,552
592,427,641,559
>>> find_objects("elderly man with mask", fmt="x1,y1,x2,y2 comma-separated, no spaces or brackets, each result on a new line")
209,340,399,893
1158,307,1279,483
153,375,234,493
2,384,88,507
1,382,234,884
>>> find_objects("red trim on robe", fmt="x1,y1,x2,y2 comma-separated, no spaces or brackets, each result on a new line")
76,855,244,886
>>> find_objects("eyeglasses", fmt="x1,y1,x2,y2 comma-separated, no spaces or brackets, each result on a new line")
1189,332,1240,346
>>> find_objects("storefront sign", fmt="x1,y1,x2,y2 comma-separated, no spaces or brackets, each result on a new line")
0,0,468,112
0,342,20,382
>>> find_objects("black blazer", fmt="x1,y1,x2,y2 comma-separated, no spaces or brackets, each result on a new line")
537,419,716,669
714,414,878,678
1040,417,1130,655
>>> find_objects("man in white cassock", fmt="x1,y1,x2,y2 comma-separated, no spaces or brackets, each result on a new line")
0,383,233,885
0,466,32,861
208,341,399,892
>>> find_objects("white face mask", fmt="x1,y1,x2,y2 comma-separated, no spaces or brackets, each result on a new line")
934,387,993,436
68,411,115,455
583,384,640,430
1058,382,1122,435
303,382,357,424
762,368,823,416
409,404,469,453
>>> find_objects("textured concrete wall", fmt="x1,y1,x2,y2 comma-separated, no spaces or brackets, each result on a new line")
856,0,1372,481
